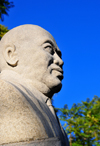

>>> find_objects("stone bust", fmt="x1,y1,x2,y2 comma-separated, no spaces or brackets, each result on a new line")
0,25,69,146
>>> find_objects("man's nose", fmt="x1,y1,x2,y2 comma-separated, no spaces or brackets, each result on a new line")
53,53,64,67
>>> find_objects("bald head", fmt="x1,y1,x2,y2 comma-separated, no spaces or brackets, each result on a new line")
1,24,54,48
0,24,56,70
0,24,63,96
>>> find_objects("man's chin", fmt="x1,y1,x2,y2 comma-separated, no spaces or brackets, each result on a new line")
43,76,63,97
44,83,62,99
50,82,62,94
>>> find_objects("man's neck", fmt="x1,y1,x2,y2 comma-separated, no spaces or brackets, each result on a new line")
0,69,54,97
0,69,51,103
0,69,57,118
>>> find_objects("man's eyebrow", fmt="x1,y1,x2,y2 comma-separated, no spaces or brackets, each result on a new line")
43,40,54,47
42,40,62,57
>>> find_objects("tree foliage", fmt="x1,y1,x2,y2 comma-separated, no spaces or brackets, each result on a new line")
0,24,9,39
57,96,100,146
0,0,14,21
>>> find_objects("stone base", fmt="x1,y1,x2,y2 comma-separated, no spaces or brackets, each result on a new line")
1,138,63,146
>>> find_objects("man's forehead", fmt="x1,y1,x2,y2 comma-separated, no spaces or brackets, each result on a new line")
35,33,57,47
30,27,57,47
1,24,58,49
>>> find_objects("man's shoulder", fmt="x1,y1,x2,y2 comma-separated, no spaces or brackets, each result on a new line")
0,78,48,144
0,78,10,87
0,78,15,87
0,78,25,108
0,78,20,96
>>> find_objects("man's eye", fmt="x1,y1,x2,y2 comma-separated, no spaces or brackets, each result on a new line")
44,46,54,55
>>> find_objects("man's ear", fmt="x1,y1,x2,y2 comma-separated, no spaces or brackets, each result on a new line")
3,44,19,67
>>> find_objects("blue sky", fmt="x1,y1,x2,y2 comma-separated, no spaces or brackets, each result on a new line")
1,0,100,109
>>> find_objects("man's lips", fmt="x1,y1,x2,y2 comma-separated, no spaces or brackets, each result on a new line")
51,64,63,74
54,68,63,74
50,64,64,80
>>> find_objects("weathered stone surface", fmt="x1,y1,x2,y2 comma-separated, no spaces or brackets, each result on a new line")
1,137,63,146
0,25,69,146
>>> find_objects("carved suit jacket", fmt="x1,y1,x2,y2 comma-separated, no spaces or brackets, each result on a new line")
0,71,69,146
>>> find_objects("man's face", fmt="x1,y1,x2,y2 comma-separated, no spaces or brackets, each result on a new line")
18,27,64,97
